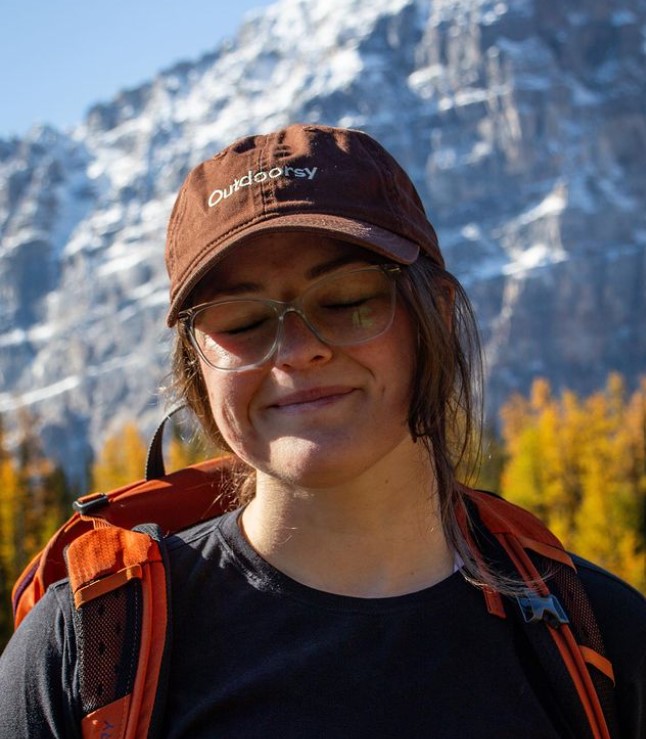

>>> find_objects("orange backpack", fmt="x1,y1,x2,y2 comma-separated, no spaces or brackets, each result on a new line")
12,426,618,739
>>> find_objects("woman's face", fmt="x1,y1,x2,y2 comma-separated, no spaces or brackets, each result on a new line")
195,233,418,488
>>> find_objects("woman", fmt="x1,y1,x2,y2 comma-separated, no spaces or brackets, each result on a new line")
1,123,644,737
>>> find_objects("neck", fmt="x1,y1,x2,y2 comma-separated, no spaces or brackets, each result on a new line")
240,441,455,597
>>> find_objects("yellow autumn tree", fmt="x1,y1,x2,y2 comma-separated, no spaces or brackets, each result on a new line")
624,377,646,530
573,375,646,589
16,410,69,560
0,417,19,648
499,380,552,517
500,374,646,592
0,416,21,627
92,422,148,491
0,411,70,652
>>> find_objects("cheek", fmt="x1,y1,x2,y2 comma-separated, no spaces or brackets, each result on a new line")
385,307,417,389
200,365,251,447
354,306,417,411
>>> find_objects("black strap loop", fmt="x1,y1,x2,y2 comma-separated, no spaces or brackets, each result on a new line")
145,405,188,481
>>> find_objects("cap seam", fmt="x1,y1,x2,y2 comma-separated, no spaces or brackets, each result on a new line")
167,185,189,268
258,132,273,217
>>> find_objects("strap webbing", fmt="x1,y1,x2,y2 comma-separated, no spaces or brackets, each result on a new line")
144,406,187,480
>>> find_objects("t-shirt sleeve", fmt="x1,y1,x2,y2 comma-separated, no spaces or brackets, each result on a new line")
0,582,81,739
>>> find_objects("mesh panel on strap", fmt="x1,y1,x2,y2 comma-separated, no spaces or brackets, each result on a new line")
74,579,142,715
538,555,619,736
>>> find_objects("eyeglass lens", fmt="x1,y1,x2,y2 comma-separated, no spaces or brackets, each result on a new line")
190,266,397,371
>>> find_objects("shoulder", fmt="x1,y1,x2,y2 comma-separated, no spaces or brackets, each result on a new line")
165,509,239,554
163,509,244,582
574,554,646,606
572,555,646,737
572,554,646,656
6,577,76,643
0,580,80,738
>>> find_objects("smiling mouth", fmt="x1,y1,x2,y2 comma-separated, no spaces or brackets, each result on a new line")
270,387,356,410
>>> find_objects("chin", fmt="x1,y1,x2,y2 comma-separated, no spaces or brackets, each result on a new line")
257,438,346,488
254,433,408,490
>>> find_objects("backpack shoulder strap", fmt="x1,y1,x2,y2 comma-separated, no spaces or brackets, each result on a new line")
11,454,238,629
460,489,619,739
11,416,241,737
64,522,171,739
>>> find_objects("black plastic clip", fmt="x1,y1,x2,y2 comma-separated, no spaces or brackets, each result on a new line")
516,593,570,629
72,493,110,515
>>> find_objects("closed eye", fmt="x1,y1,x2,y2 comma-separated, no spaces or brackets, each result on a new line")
218,316,271,335
323,298,369,309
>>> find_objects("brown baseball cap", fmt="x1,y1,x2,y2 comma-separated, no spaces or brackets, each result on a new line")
165,123,443,325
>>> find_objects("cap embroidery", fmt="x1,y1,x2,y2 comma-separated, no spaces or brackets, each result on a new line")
208,165,319,207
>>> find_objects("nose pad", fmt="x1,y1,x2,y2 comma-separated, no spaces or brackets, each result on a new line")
275,309,332,366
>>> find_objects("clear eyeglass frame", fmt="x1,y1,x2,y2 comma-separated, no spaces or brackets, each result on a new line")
179,263,402,372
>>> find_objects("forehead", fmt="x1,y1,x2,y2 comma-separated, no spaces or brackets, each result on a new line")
192,232,380,302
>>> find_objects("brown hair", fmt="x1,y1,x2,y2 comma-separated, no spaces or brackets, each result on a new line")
394,256,487,586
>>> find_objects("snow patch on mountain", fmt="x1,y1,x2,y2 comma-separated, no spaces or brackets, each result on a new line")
0,0,644,482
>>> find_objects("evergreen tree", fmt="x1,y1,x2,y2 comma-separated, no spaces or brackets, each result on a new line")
16,410,70,566
0,411,70,653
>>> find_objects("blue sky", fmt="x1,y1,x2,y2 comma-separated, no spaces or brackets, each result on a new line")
1,0,276,138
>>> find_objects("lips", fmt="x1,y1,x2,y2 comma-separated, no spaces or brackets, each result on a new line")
269,386,355,410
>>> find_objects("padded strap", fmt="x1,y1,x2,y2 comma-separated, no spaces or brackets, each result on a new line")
461,490,617,739
66,525,171,739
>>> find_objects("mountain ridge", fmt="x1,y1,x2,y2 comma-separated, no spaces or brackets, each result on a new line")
0,0,644,482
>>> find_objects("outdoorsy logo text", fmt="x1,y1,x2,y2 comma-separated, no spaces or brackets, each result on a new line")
208,165,319,207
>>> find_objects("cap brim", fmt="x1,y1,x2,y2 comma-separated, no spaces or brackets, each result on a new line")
167,213,421,326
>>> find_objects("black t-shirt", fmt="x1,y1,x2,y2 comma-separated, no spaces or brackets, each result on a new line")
1,510,644,738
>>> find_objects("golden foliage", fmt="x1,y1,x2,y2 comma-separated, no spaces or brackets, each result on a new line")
499,374,646,592
91,422,148,491
0,413,71,650
0,436,21,577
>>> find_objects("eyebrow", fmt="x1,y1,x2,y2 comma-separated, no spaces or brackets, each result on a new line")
207,254,369,299
307,254,366,279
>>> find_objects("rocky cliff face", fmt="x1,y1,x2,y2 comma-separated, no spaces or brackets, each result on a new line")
1,0,644,481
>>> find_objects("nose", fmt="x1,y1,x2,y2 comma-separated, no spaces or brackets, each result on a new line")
274,309,333,369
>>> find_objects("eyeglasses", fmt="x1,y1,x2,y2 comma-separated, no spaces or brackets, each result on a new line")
179,264,401,371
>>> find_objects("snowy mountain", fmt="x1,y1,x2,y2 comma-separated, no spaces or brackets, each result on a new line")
1,0,645,482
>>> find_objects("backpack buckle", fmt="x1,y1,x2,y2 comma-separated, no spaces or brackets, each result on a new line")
516,593,569,628
73,493,110,515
